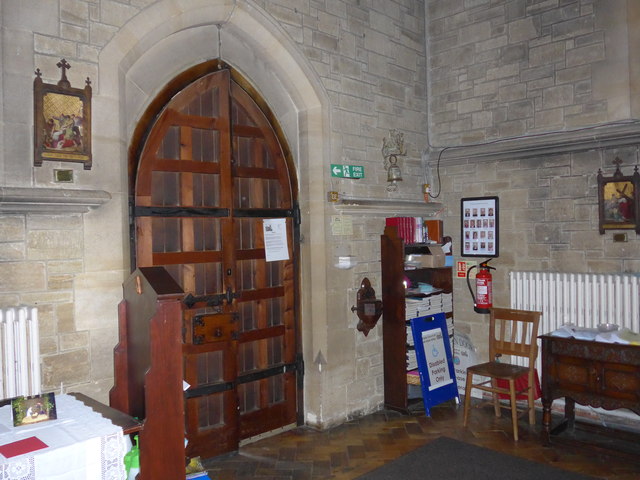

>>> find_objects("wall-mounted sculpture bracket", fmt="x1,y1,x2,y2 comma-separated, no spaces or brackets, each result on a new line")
351,277,383,336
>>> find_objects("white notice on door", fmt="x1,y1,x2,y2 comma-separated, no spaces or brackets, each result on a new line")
263,218,290,262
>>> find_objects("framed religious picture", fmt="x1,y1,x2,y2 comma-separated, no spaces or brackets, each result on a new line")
34,59,92,169
597,158,640,234
460,196,499,257
11,393,57,427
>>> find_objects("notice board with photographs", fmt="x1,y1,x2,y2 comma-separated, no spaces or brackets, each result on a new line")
409,313,459,416
460,196,499,257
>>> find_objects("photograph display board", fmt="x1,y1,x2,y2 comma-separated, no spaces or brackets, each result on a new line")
461,196,499,257
410,313,459,416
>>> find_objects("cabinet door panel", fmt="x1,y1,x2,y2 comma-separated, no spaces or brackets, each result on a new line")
601,363,640,401
552,355,593,391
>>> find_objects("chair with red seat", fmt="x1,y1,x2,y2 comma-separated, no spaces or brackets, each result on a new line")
462,307,541,441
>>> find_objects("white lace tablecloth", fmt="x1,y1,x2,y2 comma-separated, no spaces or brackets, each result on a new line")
0,394,126,480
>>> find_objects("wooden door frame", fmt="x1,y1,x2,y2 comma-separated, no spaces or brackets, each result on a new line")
127,60,304,427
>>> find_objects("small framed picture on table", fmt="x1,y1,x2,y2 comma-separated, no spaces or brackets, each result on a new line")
11,393,57,427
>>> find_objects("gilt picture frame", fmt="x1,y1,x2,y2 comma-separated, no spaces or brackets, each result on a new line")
597,159,640,234
34,59,92,169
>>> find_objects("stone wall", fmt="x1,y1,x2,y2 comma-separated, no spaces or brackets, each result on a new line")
427,0,634,145
0,0,429,427
426,0,640,360
3,0,638,429
0,213,90,392
437,146,640,357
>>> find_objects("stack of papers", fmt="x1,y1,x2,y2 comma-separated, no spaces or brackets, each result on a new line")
551,325,598,340
595,329,640,345
552,324,640,345
406,326,414,346
406,349,418,370
405,293,453,320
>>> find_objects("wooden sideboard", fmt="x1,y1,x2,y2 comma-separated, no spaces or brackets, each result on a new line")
540,334,640,445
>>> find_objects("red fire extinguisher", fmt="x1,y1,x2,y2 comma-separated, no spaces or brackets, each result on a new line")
466,259,496,314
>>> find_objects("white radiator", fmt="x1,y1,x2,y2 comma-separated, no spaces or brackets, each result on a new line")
510,271,640,333
0,307,41,399
509,271,640,426
510,271,640,371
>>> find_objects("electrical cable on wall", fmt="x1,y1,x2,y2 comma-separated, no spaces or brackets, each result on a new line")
425,118,640,200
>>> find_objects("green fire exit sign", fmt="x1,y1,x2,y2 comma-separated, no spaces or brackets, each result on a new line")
330,164,364,179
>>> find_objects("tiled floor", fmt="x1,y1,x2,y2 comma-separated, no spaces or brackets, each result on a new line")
202,401,640,479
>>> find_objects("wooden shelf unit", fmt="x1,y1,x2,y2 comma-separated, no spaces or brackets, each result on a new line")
381,225,453,412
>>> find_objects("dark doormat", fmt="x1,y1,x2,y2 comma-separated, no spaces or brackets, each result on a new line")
355,436,599,480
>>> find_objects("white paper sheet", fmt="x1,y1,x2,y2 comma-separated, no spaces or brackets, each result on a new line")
263,218,289,262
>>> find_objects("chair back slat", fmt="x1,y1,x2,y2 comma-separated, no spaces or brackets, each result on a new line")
489,307,540,364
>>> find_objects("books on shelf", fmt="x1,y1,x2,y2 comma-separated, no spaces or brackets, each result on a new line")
386,217,424,244
386,217,444,244
424,219,443,244
405,293,452,320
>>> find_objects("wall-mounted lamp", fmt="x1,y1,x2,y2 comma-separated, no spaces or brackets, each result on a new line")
382,129,406,192
351,277,383,336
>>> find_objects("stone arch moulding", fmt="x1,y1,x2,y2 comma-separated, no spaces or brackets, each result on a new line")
98,0,332,424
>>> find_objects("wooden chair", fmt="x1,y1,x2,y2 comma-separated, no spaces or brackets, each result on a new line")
463,307,541,441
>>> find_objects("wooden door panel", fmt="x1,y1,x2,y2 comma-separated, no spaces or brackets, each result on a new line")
238,336,284,370
135,67,298,458
239,373,297,439
150,171,221,207
183,318,239,459
237,297,284,329
156,263,223,296
151,217,222,255
234,178,283,208
185,391,238,458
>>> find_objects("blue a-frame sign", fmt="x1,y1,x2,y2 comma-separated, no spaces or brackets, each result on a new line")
410,312,459,416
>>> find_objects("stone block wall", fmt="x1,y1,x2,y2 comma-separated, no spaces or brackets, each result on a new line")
1,0,429,426
3,0,637,428
426,0,640,362
0,213,96,394
427,0,634,146
252,0,430,422
438,146,640,361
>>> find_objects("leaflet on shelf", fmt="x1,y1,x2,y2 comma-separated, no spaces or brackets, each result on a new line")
406,350,418,371
405,297,453,320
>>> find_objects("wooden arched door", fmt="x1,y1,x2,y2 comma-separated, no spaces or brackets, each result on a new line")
133,66,300,457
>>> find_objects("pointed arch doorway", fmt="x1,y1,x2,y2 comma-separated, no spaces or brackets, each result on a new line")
130,61,302,458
